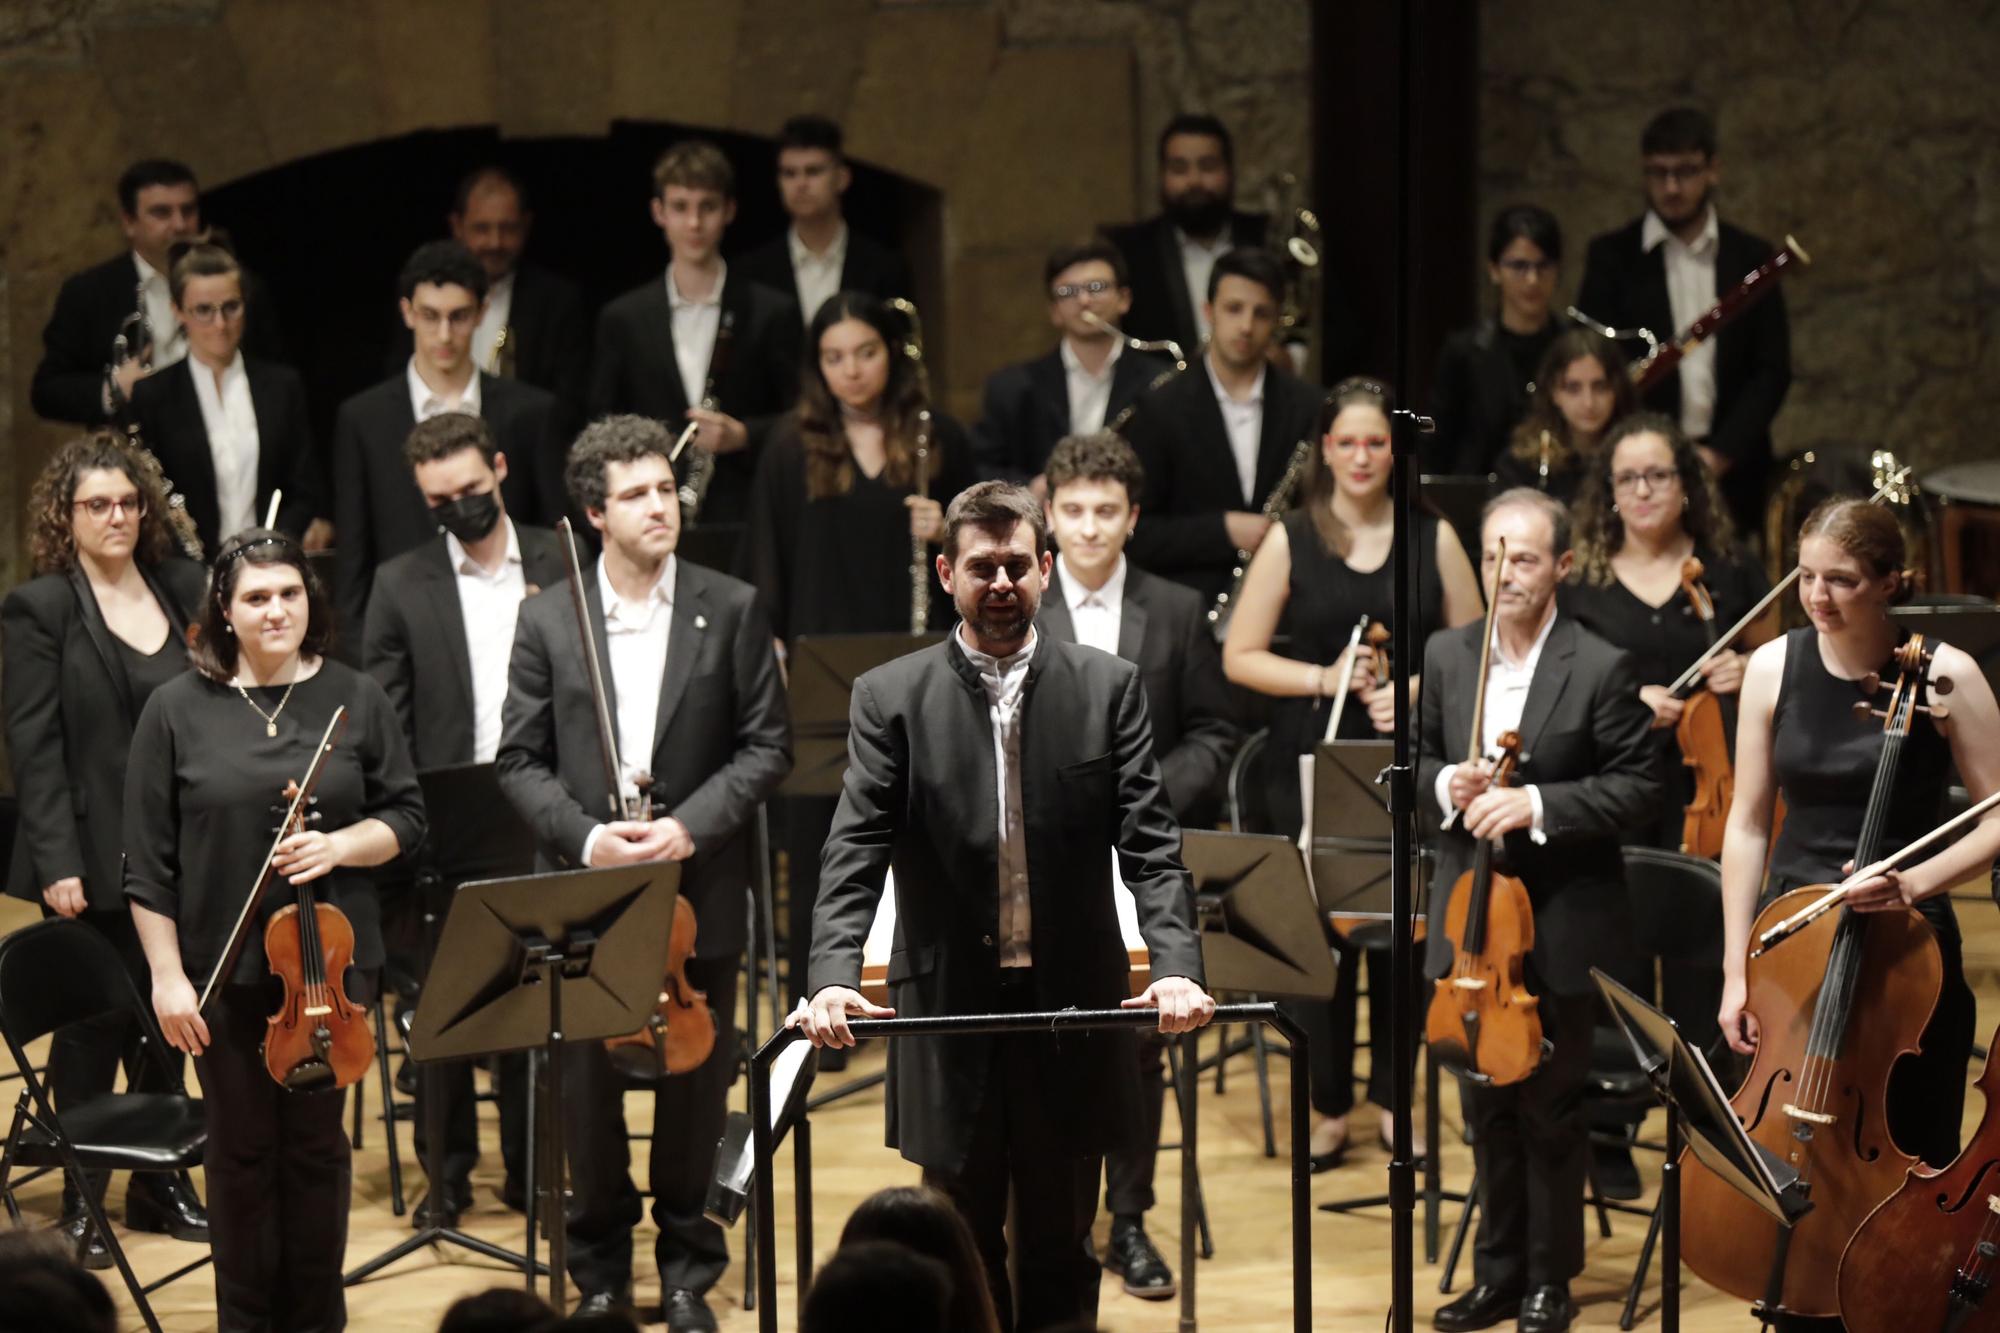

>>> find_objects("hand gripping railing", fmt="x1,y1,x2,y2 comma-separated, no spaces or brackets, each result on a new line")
748,1002,1309,1333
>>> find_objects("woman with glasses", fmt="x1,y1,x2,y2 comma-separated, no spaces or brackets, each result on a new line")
129,240,327,556
1429,206,1573,477
1,433,211,1265
1223,377,1483,1167
1492,327,1637,506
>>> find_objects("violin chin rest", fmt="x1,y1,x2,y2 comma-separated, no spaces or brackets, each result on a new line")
281,1058,336,1093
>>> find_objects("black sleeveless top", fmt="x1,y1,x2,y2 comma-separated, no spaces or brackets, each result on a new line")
114,630,186,714
1767,627,1952,894
1261,508,1446,837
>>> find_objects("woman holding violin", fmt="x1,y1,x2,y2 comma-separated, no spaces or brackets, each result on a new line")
1223,376,1482,1167
124,528,424,1331
2,433,210,1263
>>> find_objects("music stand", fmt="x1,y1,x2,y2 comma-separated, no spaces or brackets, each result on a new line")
1892,600,2000,693
1182,831,1337,1000
344,764,542,1287
401,863,680,1312
781,633,942,797
1593,969,1814,1332
1420,474,1494,560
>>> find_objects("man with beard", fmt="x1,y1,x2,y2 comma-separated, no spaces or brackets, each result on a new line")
793,481,1217,1331
1118,248,1324,607
1576,107,1791,542
1101,114,1268,355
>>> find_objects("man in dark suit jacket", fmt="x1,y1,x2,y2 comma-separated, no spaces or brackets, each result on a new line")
972,241,1173,489
333,241,562,628
1417,489,1657,1333
589,141,800,532
362,413,568,1223
734,114,910,320
1120,248,1324,607
1038,432,1237,1300
32,159,285,427
1575,108,1791,542
497,415,790,1328
796,481,1216,1332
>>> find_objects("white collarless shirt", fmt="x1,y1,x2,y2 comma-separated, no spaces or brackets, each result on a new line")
1642,207,1720,440
1058,553,1127,658
473,270,515,375
445,517,528,764
1174,228,1231,343
188,353,260,539
407,358,482,421
666,263,725,409
131,252,188,372
1059,336,1124,436
1204,355,1266,506
956,625,1038,968
600,553,678,803
788,224,847,327
1433,606,1556,843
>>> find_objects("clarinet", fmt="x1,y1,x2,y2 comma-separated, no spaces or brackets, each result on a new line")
678,309,734,526
1206,435,1314,641
889,298,934,634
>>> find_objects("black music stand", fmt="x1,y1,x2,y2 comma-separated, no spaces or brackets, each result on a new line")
344,764,541,1287
1420,474,1495,561
1183,830,1338,1000
1893,600,2000,693
704,1038,819,1227
1593,969,1813,1333
781,633,942,797
398,864,680,1312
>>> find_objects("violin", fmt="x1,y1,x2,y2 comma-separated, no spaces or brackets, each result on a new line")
1680,636,1948,1317
1674,558,1734,859
262,774,375,1091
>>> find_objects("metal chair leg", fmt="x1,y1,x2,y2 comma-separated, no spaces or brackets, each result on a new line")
1163,1042,1214,1259
373,992,406,1215
1582,1151,1613,1239
1439,1168,1478,1294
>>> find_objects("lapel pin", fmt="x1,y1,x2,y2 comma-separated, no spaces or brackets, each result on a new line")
694,614,708,630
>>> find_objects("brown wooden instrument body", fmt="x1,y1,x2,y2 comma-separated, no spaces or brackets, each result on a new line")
603,894,717,1081
1676,690,1734,859
262,897,375,1091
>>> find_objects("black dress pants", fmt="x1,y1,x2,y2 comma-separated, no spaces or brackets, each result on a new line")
1290,934,1424,1120
921,970,1104,1333
1463,989,1596,1293
195,983,352,1333
412,1052,529,1196
1103,1029,1167,1217
560,953,739,1299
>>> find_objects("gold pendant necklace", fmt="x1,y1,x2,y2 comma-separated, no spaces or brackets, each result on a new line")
235,676,297,737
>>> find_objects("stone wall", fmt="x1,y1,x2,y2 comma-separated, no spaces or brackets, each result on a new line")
1481,0,2000,489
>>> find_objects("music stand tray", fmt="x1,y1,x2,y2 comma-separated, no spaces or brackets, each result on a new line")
1182,830,1337,1000
782,632,942,797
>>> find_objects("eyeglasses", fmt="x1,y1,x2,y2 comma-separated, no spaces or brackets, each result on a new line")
1611,467,1680,494
1052,280,1115,301
184,299,245,324
1643,163,1709,186
1496,259,1556,278
73,494,146,520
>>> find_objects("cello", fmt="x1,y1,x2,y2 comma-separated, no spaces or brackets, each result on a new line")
1679,636,1948,1317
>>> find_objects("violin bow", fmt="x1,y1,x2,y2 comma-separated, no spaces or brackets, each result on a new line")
1321,615,1371,744
555,518,632,819
1467,536,1506,764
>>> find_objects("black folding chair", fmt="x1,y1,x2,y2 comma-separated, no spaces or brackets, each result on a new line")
0,918,211,1333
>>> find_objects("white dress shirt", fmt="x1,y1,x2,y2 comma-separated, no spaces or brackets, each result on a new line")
1057,552,1127,657
1059,336,1124,436
473,270,515,375
1642,207,1720,440
579,554,679,865
788,224,847,327
1204,356,1266,506
956,625,1037,968
1434,605,1556,842
666,262,725,409
407,357,482,421
131,252,188,372
187,353,260,539
445,517,528,764
1175,228,1231,343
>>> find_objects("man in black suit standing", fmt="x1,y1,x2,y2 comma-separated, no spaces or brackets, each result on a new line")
362,412,566,1225
794,481,1217,1332
1575,107,1792,541
1419,488,1657,1333
971,242,1172,493
589,141,800,529
736,114,911,322
497,415,790,1330
1039,431,1237,1301
332,240,562,627
32,159,285,427
1119,248,1323,607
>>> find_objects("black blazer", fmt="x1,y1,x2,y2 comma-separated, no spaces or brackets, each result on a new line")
2,559,205,910
31,253,286,427
1427,315,1574,477
734,228,912,313
330,372,562,626
1040,564,1239,821
970,346,1173,483
586,269,801,524
1100,211,1268,353
361,524,568,770
1416,616,1659,995
807,634,1205,1170
495,559,791,960
385,263,592,415
1119,360,1324,604
128,354,323,554
1574,217,1792,520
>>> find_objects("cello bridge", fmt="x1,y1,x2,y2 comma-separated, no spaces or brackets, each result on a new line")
1781,1103,1836,1126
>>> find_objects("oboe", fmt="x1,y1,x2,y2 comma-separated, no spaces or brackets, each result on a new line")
1207,434,1315,641
889,297,934,634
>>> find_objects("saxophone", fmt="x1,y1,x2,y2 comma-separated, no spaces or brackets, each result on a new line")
1206,435,1315,641
888,297,934,634
1083,311,1188,434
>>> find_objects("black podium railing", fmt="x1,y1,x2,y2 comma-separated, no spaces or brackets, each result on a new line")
748,1002,1309,1333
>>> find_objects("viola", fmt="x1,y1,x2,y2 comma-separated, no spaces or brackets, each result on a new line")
1680,636,1948,1317
262,775,375,1092
1674,558,1734,859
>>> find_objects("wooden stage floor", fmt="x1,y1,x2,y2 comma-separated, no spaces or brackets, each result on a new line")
6,885,1998,1331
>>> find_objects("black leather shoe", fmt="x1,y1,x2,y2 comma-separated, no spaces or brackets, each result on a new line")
395,1055,417,1098
58,1211,113,1271
411,1180,473,1230
574,1289,631,1318
1104,1221,1176,1299
663,1286,718,1331
125,1175,210,1243
1431,1283,1522,1332
1592,1143,1644,1201
499,1175,528,1212
1517,1284,1575,1333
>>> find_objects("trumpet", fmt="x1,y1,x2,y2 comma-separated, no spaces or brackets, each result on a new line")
888,297,935,635
1082,310,1188,434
